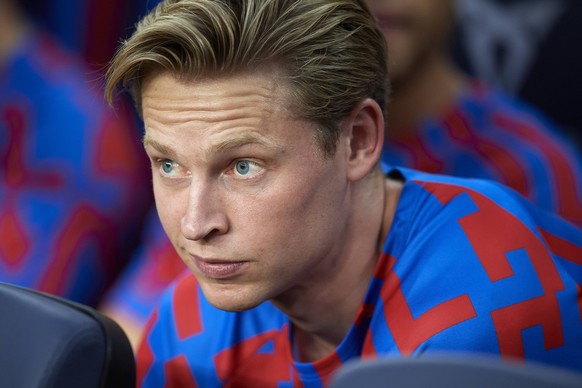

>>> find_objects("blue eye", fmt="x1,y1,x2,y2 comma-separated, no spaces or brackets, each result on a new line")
235,160,251,175
161,160,176,175
156,158,189,180
232,159,262,178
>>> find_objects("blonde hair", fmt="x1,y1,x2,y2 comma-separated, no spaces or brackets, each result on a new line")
105,0,388,156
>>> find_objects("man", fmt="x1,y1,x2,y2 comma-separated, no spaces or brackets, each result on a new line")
106,0,582,386
102,0,582,348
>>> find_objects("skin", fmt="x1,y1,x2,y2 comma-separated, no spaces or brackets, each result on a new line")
365,0,466,133
141,71,402,361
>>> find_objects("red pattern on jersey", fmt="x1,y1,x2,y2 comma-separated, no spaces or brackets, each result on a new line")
538,228,582,321
137,310,159,388
1,104,63,270
214,327,293,387
0,209,30,270
140,238,185,298
387,133,444,173
313,351,343,387
39,205,114,295
361,329,379,359
493,113,582,225
378,253,477,354
491,295,564,359
424,182,566,359
164,355,198,388
2,104,63,189
444,109,530,196
539,228,582,266
93,105,144,178
173,275,203,340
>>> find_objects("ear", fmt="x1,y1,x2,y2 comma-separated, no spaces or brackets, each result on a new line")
342,98,384,181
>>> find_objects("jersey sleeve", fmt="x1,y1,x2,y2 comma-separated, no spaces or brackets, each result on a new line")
372,169,582,372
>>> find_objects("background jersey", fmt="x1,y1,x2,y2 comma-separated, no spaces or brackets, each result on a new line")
381,83,582,226
0,28,151,305
103,206,186,318
21,0,161,72
136,167,582,387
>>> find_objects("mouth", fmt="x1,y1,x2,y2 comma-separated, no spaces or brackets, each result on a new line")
190,255,249,280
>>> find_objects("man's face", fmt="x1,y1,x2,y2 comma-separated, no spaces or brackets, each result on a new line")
366,0,455,85
141,72,351,312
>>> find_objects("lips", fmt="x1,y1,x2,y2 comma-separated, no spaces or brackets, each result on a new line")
191,255,248,279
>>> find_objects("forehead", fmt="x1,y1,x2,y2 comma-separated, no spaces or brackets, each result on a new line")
140,71,317,156
141,70,291,110
141,71,298,133
142,73,289,123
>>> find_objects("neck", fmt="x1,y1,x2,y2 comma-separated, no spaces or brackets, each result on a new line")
0,2,29,63
273,169,403,362
386,53,467,138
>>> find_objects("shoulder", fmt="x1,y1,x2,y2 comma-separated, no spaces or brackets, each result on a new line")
377,167,582,369
387,166,541,235
390,166,576,227
384,165,582,300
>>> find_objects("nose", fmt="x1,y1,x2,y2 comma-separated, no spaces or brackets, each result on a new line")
180,180,228,241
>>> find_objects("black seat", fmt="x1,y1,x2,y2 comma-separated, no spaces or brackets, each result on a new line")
0,282,135,388
331,354,582,388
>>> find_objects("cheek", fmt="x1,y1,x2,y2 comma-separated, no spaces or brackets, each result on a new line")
250,169,344,240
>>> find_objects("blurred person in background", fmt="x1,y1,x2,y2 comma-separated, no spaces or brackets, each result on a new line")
0,0,151,305
368,0,582,226
452,0,582,150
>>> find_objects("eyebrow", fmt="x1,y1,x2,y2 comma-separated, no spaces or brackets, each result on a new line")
142,132,284,159
142,136,178,160
213,132,284,154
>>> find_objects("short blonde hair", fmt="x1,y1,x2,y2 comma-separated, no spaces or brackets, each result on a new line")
106,0,388,156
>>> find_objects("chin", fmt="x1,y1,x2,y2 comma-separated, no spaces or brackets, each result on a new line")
207,297,262,313
201,284,265,313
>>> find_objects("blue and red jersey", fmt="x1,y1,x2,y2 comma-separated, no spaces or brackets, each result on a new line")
0,28,151,305
136,167,582,387
382,83,582,226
